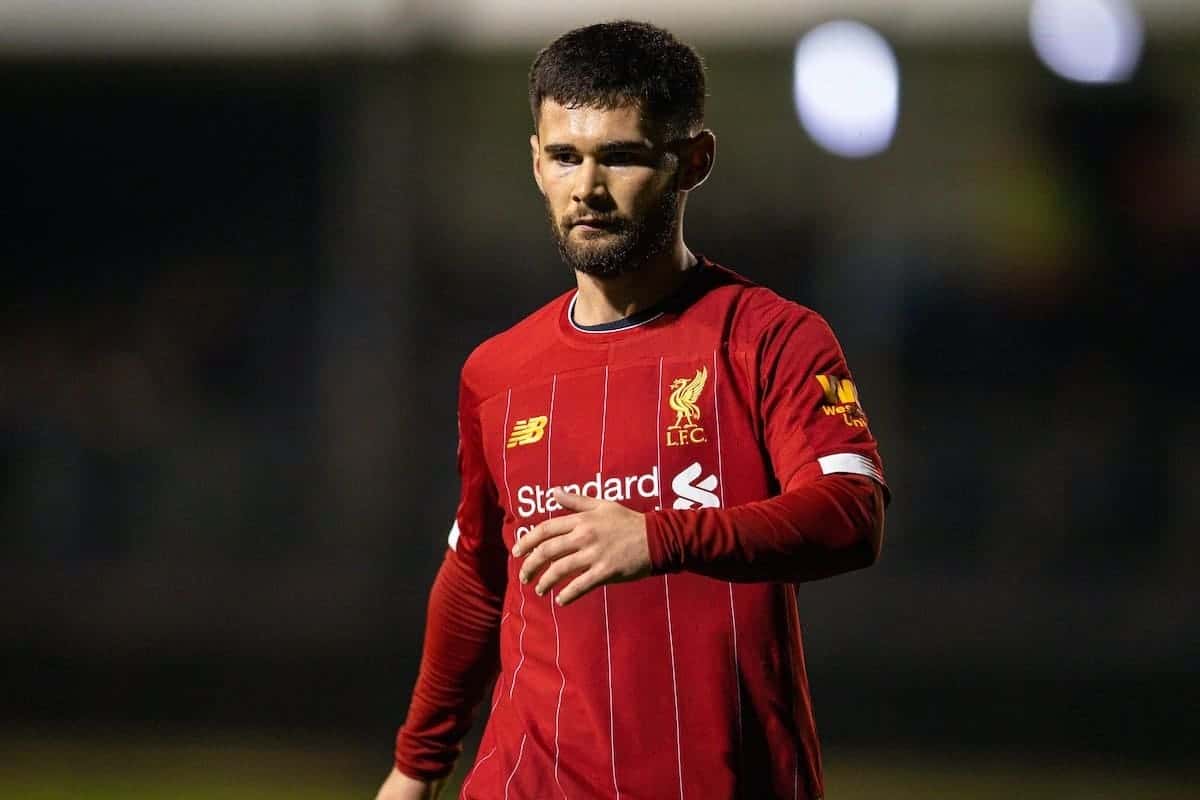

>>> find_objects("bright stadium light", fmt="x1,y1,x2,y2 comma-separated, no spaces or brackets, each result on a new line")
793,20,899,159
1030,0,1144,84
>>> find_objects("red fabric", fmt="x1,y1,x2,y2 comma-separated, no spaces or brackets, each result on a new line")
393,258,886,799
646,472,884,582
394,551,503,781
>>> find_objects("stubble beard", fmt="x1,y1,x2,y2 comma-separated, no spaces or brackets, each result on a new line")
548,188,681,279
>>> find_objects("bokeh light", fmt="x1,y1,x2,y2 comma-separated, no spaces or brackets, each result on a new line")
1030,0,1144,84
793,20,899,159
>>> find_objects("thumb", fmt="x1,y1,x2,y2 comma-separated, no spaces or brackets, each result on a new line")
552,487,602,511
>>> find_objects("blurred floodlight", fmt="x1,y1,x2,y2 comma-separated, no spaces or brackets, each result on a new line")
1030,0,1144,84
793,21,899,159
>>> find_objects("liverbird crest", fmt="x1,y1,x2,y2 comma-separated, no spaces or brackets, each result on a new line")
667,366,708,430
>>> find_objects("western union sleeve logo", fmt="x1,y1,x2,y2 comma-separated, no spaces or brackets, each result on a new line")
507,415,549,448
816,374,858,405
815,374,868,428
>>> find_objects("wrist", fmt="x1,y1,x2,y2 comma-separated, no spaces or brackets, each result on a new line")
643,510,681,574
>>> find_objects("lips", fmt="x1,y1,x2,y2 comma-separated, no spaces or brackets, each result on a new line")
571,218,618,230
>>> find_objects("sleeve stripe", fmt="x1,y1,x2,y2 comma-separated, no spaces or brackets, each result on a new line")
448,520,461,551
817,452,883,483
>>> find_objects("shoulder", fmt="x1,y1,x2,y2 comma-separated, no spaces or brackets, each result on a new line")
700,259,830,348
459,288,573,404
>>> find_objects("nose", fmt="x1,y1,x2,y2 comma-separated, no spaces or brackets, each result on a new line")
570,157,607,205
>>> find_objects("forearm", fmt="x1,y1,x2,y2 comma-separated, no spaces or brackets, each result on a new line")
645,473,884,583
394,550,504,781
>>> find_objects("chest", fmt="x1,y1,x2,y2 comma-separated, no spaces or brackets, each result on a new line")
476,349,769,543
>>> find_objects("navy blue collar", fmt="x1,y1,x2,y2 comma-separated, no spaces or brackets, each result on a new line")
567,262,706,334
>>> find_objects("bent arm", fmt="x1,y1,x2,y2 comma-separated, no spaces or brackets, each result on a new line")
645,473,884,583
392,549,504,782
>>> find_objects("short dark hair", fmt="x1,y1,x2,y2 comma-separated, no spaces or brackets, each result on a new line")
529,20,706,140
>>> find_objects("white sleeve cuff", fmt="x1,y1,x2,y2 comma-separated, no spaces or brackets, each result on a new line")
817,452,884,483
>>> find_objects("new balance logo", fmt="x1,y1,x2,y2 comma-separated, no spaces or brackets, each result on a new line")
671,461,720,510
507,416,548,448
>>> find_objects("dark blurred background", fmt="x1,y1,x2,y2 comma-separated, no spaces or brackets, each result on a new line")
2,2,1197,797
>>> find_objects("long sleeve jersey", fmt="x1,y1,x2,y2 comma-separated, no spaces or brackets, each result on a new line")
396,258,887,799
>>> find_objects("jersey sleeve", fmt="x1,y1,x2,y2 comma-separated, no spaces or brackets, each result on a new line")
759,304,887,496
393,371,507,780
644,300,888,584
447,373,508,591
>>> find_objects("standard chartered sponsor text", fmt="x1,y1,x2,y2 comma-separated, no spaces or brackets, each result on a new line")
516,469,660,518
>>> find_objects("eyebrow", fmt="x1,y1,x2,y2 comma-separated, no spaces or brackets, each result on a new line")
543,140,655,155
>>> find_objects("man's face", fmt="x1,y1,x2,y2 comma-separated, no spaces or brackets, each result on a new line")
531,100,681,278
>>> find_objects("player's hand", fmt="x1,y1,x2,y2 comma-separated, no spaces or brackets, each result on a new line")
374,766,446,800
512,488,652,606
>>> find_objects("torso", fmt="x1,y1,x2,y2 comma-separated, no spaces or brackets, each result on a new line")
457,261,825,799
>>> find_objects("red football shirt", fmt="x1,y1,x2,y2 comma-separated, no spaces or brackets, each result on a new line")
407,258,884,799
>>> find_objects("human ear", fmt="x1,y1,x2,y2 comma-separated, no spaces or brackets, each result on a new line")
677,130,716,192
530,134,545,195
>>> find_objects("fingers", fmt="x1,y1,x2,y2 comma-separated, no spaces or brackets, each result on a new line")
534,551,590,597
511,489,616,602
518,531,580,585
511,491,604,557
555,567,605,607
512,512,582,557
553,489,602,512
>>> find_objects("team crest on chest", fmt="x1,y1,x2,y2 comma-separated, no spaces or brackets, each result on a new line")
666,366,708,447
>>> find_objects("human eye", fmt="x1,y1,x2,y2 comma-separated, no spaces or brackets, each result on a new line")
551,151,581,166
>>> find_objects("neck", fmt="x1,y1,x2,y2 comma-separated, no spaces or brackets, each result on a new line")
572,237,697,326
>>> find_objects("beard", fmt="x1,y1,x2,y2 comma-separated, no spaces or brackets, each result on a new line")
547,188,680,279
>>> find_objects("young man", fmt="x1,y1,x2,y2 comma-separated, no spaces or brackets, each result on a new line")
377,21,887,800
